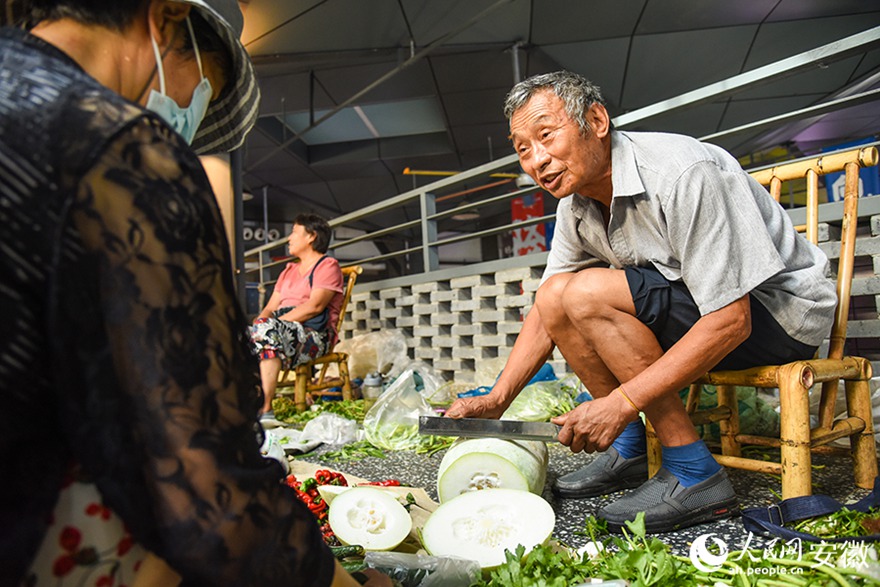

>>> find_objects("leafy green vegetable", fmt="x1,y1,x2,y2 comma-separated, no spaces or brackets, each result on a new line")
273,397,366,426
319,440,387,462
475,512,880,587
500,381,577,422
793,507,880,538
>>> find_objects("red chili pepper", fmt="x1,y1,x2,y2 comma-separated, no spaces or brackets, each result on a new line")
361,479,402,487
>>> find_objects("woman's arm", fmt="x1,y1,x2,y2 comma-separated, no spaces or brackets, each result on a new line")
255,290,282,320
278,287,335,322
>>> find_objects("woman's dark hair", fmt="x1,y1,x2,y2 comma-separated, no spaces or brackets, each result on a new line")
294,213,332,254
9,0,231,75
10,0,148,30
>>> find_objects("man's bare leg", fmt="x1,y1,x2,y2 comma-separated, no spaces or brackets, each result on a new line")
536,269,698,447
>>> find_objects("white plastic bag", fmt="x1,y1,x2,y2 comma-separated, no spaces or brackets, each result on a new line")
363,370,435,450
259,429,290,473
364,551,480,587
334,330,409,379
301,412,361,445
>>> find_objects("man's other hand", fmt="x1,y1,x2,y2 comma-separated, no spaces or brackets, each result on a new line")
445,394,507,420
551,392,637,453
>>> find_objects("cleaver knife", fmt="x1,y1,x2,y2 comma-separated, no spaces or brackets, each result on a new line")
419,416,561,442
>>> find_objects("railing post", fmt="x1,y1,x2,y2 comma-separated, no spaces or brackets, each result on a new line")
420,191,439,273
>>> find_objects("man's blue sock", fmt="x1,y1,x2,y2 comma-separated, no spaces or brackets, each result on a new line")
611,420,646,459
662,440,721,487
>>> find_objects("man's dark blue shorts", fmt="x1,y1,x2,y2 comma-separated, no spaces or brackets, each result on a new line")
625,265,817,371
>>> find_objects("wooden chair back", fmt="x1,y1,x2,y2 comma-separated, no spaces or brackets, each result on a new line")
646,145,879,498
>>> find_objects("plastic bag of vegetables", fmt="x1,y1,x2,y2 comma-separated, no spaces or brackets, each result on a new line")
363,370,435,450
501,380,578,422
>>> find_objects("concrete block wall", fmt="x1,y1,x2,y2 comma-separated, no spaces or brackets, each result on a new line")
342,265,570,384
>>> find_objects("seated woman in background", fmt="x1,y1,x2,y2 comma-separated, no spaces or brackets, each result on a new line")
251,213,344,415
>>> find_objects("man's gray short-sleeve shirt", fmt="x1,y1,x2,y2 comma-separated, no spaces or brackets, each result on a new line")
542,131,836,346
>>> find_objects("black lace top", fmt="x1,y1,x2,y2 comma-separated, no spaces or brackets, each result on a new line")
0,27,334,587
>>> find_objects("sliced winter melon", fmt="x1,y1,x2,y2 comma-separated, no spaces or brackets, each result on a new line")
422,488,555,569
327,487,412,551
318,484,398,506
436,438,548,503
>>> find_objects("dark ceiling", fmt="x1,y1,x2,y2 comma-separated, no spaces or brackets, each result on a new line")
238,0,880,228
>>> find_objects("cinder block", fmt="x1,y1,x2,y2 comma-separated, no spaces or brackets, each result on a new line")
352,310,369,320
351,292,371,304
451,299,485,312
495,267,542,283
522,278,542,293
434,358,471,372
413,281,447,294
452,346,501,360
474,333,518,347
434,335,456,348
451,274,492,289
379,287,405,300
452,323,495,336
473,284,508,298
497,321,524,334
413,303,435,315
498,294,531,308
396,315,418,327
415,347,440,361
365,299,382,310
432,289,470,302
398,295,416,306
473,309,522,323
413,325,440,337
381,308,402,319
872,215,880,237
433,313,469,326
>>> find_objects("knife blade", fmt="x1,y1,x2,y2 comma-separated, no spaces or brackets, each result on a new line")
418,416,561,442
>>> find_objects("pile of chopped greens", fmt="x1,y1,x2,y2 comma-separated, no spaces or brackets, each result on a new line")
793,507,880,538
272,397,366,426
319,440,387,462
474,513,880,587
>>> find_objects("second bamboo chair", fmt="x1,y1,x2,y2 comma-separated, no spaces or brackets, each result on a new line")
277,265,363,412
645,146,879,499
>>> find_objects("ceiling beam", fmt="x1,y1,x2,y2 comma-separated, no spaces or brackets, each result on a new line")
245,0,516,173
614,25,880,129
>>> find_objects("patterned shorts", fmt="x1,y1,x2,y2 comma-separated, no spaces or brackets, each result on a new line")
249,306,331,369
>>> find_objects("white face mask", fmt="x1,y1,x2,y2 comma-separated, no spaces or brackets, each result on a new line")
145,16,213,144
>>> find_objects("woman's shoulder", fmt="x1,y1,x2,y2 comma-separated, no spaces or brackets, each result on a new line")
313,256,343,286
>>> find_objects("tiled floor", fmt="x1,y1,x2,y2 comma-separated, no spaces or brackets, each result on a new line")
296,441,876,556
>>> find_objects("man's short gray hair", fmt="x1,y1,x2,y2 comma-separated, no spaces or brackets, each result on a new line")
504,71,605,136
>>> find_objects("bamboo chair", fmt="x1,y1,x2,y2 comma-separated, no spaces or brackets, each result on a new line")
645,146,879,499
276,265,363,412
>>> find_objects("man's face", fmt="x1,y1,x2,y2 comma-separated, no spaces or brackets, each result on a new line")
509,91,605,199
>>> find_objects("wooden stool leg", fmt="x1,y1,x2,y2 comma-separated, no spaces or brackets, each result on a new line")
845,373,878,489
685,383,702,414
644,418,662,478
779,363,813,499
339,358,352,401
716,385,742,458
294,364,309,413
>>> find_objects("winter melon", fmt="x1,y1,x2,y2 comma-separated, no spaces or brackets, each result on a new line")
436,437,548,503
327,487,412,551
422,488,555,569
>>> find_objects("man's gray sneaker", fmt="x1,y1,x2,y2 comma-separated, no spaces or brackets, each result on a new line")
552,446,648,498
598,467,739,533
